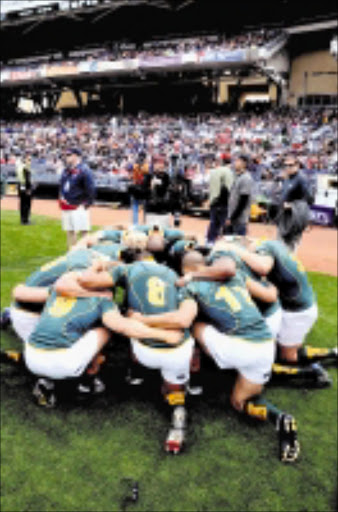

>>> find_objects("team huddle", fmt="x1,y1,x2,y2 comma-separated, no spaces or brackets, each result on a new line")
1,223,337,463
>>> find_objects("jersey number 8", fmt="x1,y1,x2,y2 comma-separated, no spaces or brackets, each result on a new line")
147,277,166,307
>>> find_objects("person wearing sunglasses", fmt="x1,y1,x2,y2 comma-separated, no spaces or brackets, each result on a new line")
277,154,313,251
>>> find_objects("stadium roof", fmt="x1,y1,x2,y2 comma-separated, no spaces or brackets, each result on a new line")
1,0,337,62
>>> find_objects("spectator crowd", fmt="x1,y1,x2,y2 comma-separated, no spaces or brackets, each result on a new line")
3,28,283,70
1,109,336,192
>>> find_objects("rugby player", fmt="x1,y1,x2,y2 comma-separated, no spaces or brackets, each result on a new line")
0,244,126,348
62,250,235,454
132,251,300,462
26,274,182,407
207,242,282,339
222,239,337,383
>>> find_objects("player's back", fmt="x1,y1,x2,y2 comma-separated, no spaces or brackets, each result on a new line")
185,273,272,342
26,249,96,288
91,242,123,261
29,290,114,350
208,247,280,317
126,261,179,315
256,240,314,311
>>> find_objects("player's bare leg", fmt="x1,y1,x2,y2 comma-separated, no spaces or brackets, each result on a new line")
187,346,203,396
162,381,187,455
192,322,212,357
232,374,300,463
77,327,111,394
125,350,146,386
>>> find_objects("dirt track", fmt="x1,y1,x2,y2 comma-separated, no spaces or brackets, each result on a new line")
1,196,337,276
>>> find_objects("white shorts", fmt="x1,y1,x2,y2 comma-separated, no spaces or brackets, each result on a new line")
201,325,275,385
10,306,40,343
265,308,282,340
278,303,318,347
61,206,90,233
24,330,100,379
131,337,194,385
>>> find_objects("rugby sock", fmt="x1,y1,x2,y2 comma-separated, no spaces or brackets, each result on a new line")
272,362,331,383
162,382,186,407
244,396,282,425
163,382,187,454
1,349,22,366
297,346,338,364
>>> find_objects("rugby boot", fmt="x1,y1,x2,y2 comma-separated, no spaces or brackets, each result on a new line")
277,413,300,463
165,405,187,455
0,308,11,330
32,378,57,408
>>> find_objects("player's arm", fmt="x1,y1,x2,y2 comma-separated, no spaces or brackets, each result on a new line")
71,231,103,250
223,244,273,276
176,257,236,287
12,285,50,303
89,259,120,273
246,278,278,303
54,272,113,298
129,299,198,329
77,269,115,290
102,310,184,346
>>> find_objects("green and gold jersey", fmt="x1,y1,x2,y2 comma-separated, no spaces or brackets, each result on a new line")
132,225,184,243
91,243,124,261
178,273,272,343
169,239,197,258
99,229,123,243
207,249,280,318
110,261,188,349
256,240,315,312
28,290,116,349
14,249,108,313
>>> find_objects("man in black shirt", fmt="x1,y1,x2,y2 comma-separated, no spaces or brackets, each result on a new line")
281,156,312,206
277,155,313,251
146,155,171,226
16,153,33,225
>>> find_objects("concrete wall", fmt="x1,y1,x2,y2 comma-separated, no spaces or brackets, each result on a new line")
288,50,337,106
56,89,88,110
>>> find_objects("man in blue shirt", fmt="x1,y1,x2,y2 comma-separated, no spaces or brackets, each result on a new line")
59,148,95,249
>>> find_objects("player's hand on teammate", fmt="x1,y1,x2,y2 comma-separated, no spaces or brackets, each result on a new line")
175,273,193,287
91,259,106,272
127,310,144,322
164,330,184,346
95,290,113,299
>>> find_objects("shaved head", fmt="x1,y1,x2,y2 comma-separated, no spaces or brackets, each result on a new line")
182,250,205,272
147,234,166,253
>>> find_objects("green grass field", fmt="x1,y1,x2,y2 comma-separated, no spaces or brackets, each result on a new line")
1,210,337,512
